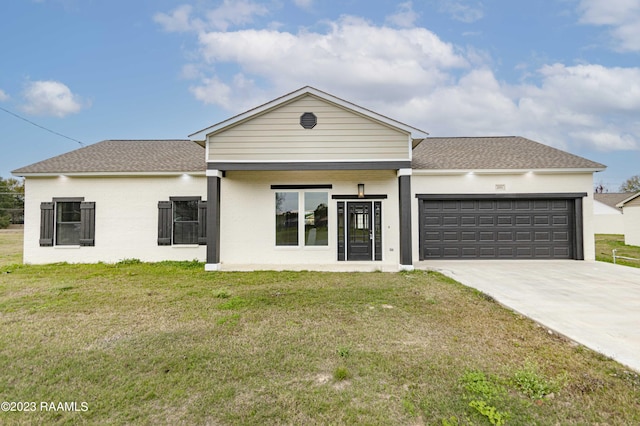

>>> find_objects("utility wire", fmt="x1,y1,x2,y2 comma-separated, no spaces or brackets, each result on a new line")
0,106,85,147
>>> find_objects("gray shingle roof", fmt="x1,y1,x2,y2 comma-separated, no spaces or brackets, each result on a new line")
12,140,206,175
594,192,635,210
412,136,606,170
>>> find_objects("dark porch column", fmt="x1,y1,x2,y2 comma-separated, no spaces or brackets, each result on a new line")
205,171,221,271
398,169,413,270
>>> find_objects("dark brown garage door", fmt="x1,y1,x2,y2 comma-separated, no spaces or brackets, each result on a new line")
419,197,576,259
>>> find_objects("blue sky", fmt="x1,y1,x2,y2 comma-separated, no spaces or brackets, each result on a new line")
1,0,639,191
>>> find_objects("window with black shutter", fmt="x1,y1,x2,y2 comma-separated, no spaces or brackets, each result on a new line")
158,197,207,246
39,198,95,247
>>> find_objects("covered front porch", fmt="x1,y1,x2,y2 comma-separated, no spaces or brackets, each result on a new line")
203,169,414,272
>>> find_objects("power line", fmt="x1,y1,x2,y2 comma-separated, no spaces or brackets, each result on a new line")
0,106,85,147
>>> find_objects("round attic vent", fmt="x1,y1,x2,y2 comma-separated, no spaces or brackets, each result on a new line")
300,112,317,129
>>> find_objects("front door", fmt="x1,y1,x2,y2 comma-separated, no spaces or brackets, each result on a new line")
347,202,373,261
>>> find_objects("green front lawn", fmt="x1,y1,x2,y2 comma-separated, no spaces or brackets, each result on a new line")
0,231,639,424
596,234,640,268
0,227,22,267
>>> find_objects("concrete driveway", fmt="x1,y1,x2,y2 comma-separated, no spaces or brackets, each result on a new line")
419,260,640,372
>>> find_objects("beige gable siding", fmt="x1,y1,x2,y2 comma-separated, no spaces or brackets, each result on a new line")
207,95,410,162
626,196,640,207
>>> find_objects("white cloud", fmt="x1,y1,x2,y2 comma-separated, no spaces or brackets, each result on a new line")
154,4,200,33
0,89,9,102
578,0,640,52
154,1,269,33
439,0,484,23
293,0,313,10
160,9,639,153
206,0,269,31
193,15,468,108
386,2,419,28
190,76,232,107
21,80,87,117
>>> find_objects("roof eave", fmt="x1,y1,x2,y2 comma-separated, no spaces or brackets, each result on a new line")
13,171,206,178
412,167,606,175
616,191,640,207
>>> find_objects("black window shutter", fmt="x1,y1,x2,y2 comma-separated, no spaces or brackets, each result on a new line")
39,202,55,247
198,200,207,245
79,202,96,246
158,201,172,245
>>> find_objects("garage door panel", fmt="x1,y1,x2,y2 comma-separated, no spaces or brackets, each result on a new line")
534,216,550,226
442,201,459,211
443,231,459,241
424,231,441,241
497,216,513,226
425,215,440,226
553,231,569,241
423,247,442,257
461,247,478,257
479,231,495,241
461,231,476,241
534,231,551,241
479,216,495,226
552,200,569,210
533,200,550,209
443,247,461,257
460,216,476,226
516,247,533,257
420,198,574,260
442,216,458,226
460,200,475,210
552,216,569,226
479,247,497,257
497,231,514,241
497,201,513,210
534,247,551,257
478,201,494,210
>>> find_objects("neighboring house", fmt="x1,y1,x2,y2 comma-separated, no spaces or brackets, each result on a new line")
616,192,640,247
593,193,631,234
12,87,606,271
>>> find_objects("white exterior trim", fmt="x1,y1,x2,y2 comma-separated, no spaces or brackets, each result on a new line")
413,168,606,175
205,263,221,271
207,158,410,164
16,171,206,178
397,168,412,177
206,169,224,178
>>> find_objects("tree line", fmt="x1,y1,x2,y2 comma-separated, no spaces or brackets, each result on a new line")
0,177,24,228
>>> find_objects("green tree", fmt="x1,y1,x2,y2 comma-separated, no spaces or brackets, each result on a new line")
0,177,24,228
619,175,640,193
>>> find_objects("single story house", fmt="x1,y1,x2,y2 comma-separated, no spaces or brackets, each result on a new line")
12,86,606,271
593,192,631,234
616,192,640,247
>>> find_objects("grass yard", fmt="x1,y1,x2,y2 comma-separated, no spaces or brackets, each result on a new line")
0,226,22,267
595,234,640,268
1,231,639,424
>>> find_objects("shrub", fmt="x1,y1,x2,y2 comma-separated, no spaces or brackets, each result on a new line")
0,214,10,229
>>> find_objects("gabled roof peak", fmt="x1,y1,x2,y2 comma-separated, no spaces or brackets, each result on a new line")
189,86,428,140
